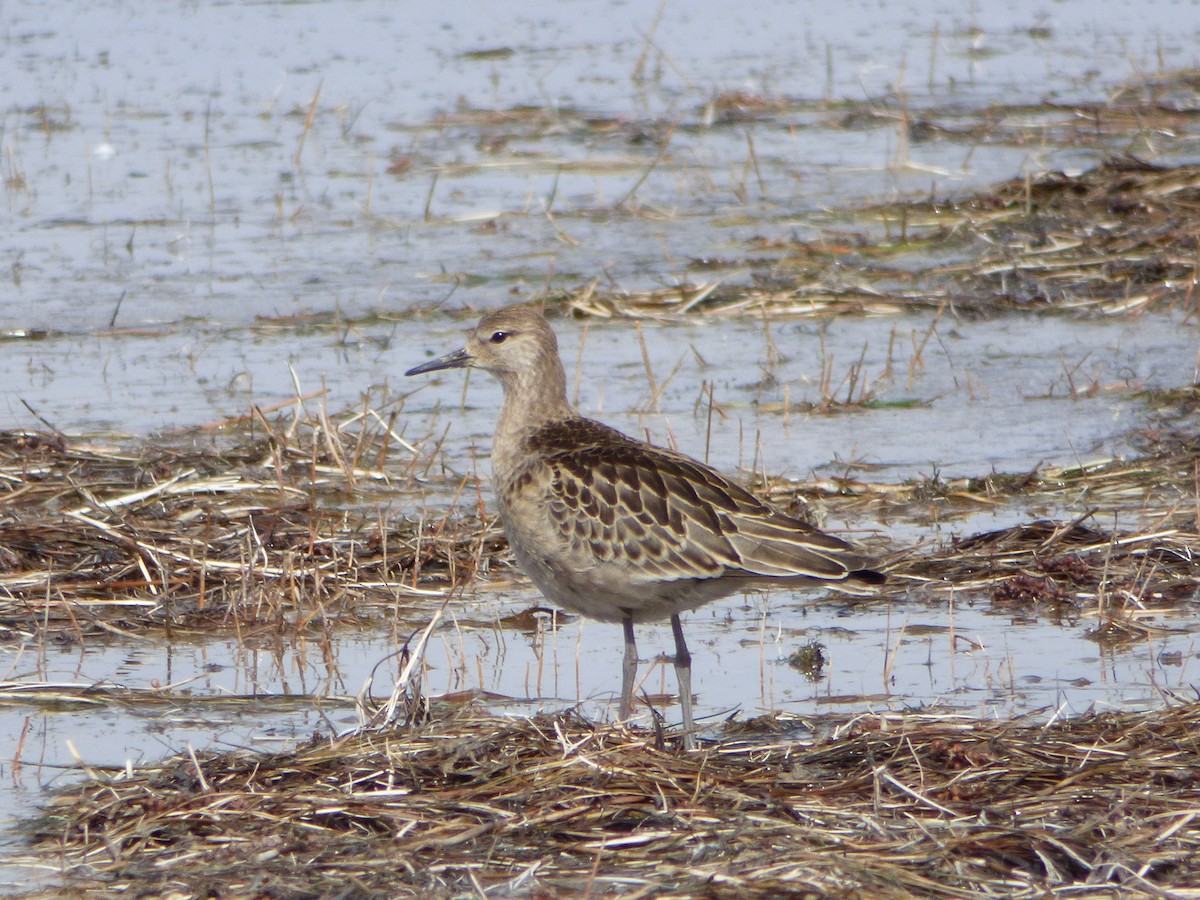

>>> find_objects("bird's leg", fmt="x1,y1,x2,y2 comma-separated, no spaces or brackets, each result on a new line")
670,614,696,749
619,612,637,720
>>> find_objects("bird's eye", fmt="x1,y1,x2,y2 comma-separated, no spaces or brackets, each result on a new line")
489,331,509,344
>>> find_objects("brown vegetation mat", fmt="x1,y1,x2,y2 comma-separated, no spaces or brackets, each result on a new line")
19,703,1200,898
548,154,1200,321
756,386,1200,627
1,388,1197,643
0,409,501,641
368,72,1200,325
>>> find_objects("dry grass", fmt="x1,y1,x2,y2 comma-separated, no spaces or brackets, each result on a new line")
755,404,1200,643
4,402,1199,897
0,401,502,642
15,702,1200,897
4,398,1195,648
541,155,1200,322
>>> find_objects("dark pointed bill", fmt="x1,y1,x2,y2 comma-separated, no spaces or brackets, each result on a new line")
405,347,472,377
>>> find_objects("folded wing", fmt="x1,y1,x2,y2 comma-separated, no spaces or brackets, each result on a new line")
526,418,870,585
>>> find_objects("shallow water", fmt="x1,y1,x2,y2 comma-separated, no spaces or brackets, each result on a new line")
5,0,1200,336
3,0,1200,891
4,312,1198,893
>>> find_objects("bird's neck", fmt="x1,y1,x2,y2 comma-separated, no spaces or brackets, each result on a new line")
492,352,572,481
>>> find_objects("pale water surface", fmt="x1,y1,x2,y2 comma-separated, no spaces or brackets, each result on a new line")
3,0,1200,890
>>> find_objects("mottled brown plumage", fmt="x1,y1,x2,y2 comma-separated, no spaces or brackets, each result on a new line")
406,302,884,746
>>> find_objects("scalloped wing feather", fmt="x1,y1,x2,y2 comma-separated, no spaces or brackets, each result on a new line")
520,417,862,585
